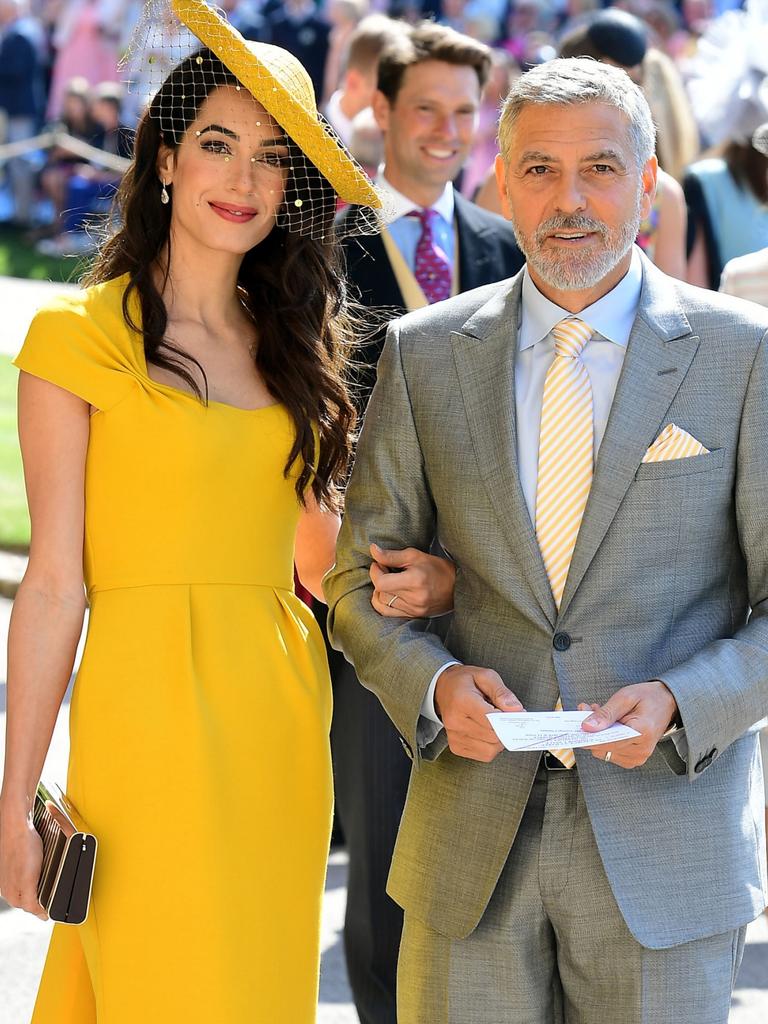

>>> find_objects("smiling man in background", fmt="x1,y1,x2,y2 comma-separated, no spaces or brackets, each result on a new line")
336,21,523,399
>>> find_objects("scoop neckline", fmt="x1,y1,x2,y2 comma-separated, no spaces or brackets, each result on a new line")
137,341,283,415
117,274,283,415
142,368,284,414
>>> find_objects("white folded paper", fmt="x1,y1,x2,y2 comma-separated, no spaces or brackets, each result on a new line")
487,711,641,751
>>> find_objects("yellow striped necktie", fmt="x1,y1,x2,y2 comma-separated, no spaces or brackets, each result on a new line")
535,317,594,769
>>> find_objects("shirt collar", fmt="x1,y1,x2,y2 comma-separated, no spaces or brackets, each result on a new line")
325,91,352,144
286,2,315,22
519,246,643,352
376,172,455,227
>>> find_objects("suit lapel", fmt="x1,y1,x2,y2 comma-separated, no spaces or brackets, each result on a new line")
343,232,406,309
452,275,558,628
454,193,493,292
558,258,701,617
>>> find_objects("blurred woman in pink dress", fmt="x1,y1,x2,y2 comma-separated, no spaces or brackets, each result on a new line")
47,0,126,119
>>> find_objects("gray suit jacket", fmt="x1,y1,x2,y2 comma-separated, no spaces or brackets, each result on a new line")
325,253,768,949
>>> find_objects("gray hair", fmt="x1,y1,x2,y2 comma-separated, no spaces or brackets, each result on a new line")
498,58,656,170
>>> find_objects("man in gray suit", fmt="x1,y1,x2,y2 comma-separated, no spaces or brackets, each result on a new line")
325,58,768,1023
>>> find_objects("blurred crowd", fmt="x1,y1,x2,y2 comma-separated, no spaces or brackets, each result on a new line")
0,0,767,287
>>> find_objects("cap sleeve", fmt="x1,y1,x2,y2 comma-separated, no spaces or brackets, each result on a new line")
13,284,137,412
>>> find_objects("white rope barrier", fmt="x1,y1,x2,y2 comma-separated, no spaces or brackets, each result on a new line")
0,131,131,173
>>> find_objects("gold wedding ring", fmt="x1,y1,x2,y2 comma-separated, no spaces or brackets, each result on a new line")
387,594,399,608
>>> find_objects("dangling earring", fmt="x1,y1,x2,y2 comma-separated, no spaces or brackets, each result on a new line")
160,181,170,205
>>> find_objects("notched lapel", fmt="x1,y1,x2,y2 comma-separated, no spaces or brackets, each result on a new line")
454,194,489,291
452,278,557,627
344,232,405,310
558,262,700,617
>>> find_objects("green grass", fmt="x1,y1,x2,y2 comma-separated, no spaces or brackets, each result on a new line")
0,225,87,283
0,222,92,550
0,355,29,548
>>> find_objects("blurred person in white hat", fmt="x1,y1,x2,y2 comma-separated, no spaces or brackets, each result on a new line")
684,0,768,288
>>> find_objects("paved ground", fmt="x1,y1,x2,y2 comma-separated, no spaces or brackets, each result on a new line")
0,276,79,359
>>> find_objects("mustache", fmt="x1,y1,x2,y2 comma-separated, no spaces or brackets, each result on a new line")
534,215,609,244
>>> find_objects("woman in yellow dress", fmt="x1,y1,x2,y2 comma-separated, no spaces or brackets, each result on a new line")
0,3,455,1019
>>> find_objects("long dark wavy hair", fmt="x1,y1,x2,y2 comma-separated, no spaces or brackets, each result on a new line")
83,50,357,511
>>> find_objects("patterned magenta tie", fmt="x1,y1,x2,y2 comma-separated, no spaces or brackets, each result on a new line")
409,208,452,304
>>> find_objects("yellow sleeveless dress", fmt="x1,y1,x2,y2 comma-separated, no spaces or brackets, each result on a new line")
14,275,334,1022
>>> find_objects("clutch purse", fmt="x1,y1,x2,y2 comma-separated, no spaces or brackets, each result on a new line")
33,781,97,925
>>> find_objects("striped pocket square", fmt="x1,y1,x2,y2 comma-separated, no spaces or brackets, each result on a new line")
642,423,710,463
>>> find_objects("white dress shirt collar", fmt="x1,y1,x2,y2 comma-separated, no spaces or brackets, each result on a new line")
324,90,353,146
519,246,643,352
375,172,455,225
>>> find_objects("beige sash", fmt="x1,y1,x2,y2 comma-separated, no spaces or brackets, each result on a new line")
381,223,460,313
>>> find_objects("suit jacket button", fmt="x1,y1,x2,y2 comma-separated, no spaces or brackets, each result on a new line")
694,748,717,773
553,632,571,652
399,735,414,760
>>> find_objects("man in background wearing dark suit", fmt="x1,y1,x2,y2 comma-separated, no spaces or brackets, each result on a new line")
332,22,524,1024
261,0,330,102
0,0,44,226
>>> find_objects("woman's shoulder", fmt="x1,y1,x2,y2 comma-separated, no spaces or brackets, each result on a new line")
657,167,681,195
34,273,131,324
15,274,141,411
686,157,728,182
28,273,139,360
656,169,685,211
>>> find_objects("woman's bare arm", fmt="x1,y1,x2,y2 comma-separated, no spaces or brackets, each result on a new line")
294,496,458,616
686,224,710,288
295,493,341,602
0,373,90,917
652,171,687,280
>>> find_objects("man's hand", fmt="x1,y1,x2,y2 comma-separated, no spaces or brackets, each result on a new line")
369,543,456,618
435,664,523,763
579,680,679,769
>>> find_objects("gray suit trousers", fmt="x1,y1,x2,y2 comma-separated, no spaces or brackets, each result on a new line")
398,764,747,1024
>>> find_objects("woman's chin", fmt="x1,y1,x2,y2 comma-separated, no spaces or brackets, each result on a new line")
199,223,276,256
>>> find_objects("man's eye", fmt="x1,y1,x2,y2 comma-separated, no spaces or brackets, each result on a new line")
201,139,231,155
528,166,549,176
593,164,613,173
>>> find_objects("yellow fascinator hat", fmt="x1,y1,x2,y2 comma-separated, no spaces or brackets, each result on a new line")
169,0,381,211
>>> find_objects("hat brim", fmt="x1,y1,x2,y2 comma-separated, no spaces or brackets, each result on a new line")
171,0,381,209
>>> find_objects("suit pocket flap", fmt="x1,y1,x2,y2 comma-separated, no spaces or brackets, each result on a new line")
634,447,725,480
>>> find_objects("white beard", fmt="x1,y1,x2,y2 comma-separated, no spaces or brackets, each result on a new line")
508,189,643,292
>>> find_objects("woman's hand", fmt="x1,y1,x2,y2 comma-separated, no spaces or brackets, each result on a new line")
0,810,48,921
369,543,456,618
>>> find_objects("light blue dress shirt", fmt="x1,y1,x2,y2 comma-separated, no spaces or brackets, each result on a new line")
418,248,644,739
376,174,455,272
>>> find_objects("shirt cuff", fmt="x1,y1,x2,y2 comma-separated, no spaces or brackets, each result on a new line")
420,661,460,724
669,726,689,762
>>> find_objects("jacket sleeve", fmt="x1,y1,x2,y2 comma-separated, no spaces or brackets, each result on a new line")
658,328,768,779
324,320,454,765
